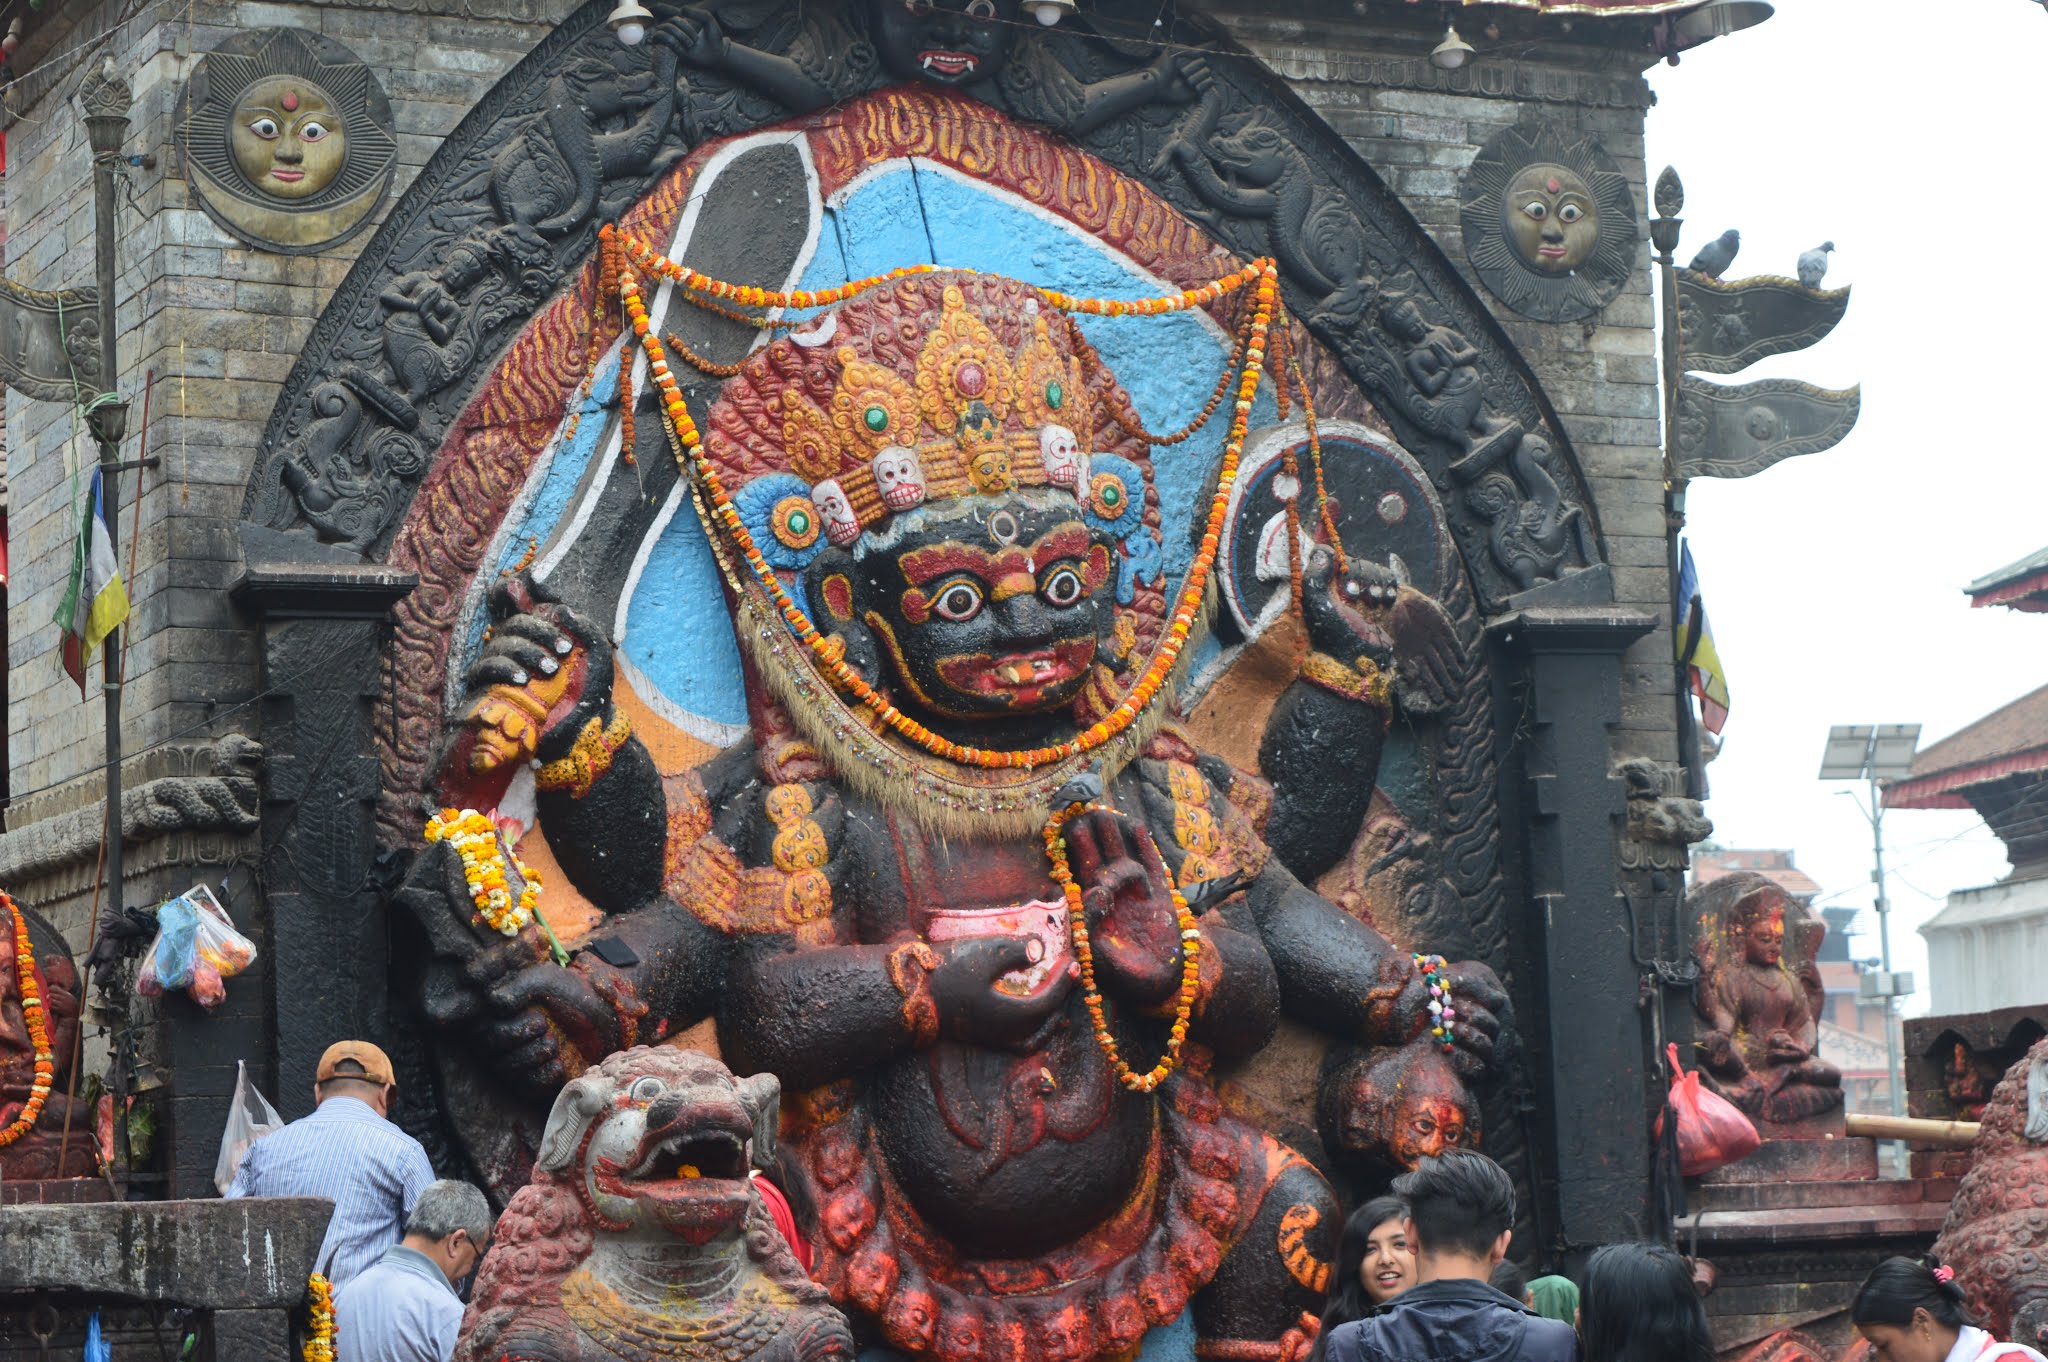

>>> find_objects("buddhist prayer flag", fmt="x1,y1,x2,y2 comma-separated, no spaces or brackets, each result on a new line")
55,467,129,697
1675,540,1729,735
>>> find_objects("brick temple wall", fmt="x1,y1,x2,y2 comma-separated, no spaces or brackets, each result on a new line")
1211,7,1677,772
1,0,577,930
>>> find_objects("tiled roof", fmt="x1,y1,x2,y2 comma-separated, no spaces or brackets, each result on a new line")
1884,683,2048,810
1967,544,2048,613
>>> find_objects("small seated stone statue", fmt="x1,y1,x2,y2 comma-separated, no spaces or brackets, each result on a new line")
1689,872,1843,1130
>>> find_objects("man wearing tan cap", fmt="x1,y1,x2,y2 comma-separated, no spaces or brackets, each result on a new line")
225,1040,435,1289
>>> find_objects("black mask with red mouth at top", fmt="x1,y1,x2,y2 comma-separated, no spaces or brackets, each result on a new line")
871,0,1018,87
806,494,1118,723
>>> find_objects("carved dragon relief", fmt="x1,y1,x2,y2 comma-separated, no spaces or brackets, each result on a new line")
243,0,1605,609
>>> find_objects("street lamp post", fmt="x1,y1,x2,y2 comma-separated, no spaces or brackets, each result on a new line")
77,58,134,1189
1819,723,1921,1172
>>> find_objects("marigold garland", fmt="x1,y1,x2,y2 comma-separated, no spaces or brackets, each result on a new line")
424,809,541,938
302,1272,336,1362
606,223,1283,772
0,890,55,1149
1043,802,1202,1092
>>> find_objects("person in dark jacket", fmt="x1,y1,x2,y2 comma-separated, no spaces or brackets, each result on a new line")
1321,1151,1578,1362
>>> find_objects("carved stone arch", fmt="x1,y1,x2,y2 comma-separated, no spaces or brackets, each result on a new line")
240,0,1608,617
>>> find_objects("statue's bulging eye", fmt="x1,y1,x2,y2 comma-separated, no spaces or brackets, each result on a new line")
966,0,997,18
1558,203,1584,224
1520,201,1547,220
248,117,282,140
933,581,984,622
630,1076,665,1103
299,119,331,142
1041,566,1085,608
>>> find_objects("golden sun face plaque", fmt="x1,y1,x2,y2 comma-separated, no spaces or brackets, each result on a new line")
175,28,397,255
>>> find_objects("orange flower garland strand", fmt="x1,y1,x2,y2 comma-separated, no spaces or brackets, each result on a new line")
609,223,1283,772
0,890,55,1149
302,1272,336,1362
1043,802,1201,1092
423,809,540,938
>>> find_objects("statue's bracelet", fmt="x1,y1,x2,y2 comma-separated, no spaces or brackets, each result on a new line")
1413,952,1456,1054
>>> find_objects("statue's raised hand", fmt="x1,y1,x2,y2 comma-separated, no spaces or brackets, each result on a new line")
458,574,616,777
1068,810,1183,1006
1387,956,1507,1080
648,1,728,68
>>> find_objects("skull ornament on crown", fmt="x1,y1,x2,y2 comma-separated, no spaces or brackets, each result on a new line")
710,275,1145,563
873,446,927,511
1039,424,1087,494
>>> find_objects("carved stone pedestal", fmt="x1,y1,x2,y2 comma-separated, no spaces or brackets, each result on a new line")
1680,1140,1952,1359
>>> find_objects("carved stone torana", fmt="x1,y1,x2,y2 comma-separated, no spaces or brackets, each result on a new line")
1676,269,1851,376
1673,373,1861,481
1688,872,1844,1132
173,29,397,255
1460,120,1639,323
1931,1038,2048,1354
454,1048,853,1362
242,0,1602,607
0,277,105,402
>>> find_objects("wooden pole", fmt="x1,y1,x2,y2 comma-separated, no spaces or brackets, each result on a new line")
1844,1112,1980,1148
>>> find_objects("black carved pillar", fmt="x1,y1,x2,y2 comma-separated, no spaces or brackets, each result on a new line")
1492,607,1659,1257
234,552,415,1120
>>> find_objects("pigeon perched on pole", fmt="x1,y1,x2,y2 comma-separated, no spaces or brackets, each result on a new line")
1687,229,1741,278
1797,241,1835,288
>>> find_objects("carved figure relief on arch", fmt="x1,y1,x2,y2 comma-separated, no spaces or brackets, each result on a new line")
242,5,1616,1357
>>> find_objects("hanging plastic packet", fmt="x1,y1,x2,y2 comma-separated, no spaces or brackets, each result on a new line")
84,1311,112,1362
135,885,258,1010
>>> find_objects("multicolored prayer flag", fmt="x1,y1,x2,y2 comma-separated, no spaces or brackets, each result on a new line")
1675,540,1729,735
54,467,130,697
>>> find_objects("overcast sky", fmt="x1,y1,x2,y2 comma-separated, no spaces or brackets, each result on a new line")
1642,2,2048,1015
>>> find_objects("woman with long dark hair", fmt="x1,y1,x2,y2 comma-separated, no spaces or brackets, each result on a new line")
1308,1197,1417,1362
1852,1258,2047,1362
1580,1242,1714,1362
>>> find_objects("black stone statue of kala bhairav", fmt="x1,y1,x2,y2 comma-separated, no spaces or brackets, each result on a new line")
406,269,1507,1362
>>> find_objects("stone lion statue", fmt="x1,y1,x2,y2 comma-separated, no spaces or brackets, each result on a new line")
1932,1036,2048,1354
454,1047,854,1362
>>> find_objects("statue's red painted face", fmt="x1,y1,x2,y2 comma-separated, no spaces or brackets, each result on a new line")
827,494,1116,719
1389,1091,1470,1168
1741,910,1785,967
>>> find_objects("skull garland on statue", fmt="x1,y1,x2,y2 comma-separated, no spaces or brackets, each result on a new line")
410,255,1508,1362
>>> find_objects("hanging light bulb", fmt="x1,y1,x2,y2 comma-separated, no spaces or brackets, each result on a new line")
1430,21,1474,70
607,0,654,46
2,18,20,55
1025,0,1077,24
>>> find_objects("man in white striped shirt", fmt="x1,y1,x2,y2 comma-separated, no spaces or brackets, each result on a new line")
225,1041,435,1289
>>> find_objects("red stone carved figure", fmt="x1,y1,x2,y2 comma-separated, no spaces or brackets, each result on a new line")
0,915,84,1179
1688,873,1843,1130
1932,1038,2048,1354
414,272,1508,1362
454,1047,854,1362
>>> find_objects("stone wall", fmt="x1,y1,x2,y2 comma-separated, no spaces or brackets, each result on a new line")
1,0,575,933
1212,8,1677,774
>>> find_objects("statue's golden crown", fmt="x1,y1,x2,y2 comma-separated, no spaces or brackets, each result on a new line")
772,283,1095,533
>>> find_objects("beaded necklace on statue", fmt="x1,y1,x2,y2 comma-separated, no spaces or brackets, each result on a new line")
0,891,55,1150
604,224,1281,776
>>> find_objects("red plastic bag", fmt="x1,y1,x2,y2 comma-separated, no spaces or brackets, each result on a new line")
1658,1041,1760,1175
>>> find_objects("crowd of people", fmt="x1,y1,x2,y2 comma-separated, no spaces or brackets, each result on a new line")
224,1040,2047,1362
1307,1149,2048,1362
